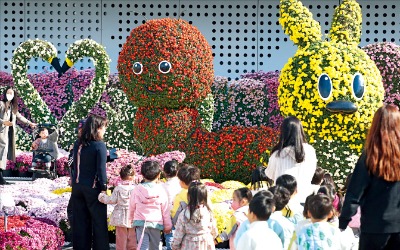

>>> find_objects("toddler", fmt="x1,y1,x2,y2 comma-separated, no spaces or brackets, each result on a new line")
297,194,342,250
234,190,285,248
130,160,172,250
162,160,182,250
269,185,295,249
276,174,304,224
30,127,59,171
236,194,283,249
250,166,272,194
215,187,253,250
98,165,137,250
171,164,201,224
310,167,326,194
172,182,218,250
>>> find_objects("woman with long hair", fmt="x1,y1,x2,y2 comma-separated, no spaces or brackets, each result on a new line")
339,104,400,249
71,114,109,250
0,86,36,185
265,116,317,202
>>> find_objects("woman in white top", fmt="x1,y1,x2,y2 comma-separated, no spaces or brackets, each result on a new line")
265,116,317,202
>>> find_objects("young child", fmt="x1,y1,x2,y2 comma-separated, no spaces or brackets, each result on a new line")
30,127,59,171
98,165,137,250
250,166,272,194
322,172,336,188
296,194,342,250
310,167,326,194
275,174,304,225
163,160,182,210
172,182,218,250
130,160,172,250
215,187,253,250
269,185,295,249
288,194,313,250
162,160,182,250
234,190,285,248
318,184,343,216
236,194,283,250
171,164,201,224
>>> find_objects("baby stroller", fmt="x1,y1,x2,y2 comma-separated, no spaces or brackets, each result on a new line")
30,123,59,180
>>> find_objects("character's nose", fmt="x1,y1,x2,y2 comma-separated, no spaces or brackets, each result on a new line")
326,100,357,114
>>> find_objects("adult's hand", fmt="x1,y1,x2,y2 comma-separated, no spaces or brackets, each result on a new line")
29,122,37,129
3,121,12,126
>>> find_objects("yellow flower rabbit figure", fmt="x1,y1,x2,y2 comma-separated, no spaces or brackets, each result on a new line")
278,0,384,183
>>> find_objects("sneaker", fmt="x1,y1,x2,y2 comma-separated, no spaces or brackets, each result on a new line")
29,167,36,172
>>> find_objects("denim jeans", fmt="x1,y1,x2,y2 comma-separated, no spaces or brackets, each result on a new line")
164,227,175,250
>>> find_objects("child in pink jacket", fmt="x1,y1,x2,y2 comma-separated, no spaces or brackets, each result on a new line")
99,165,137,250
129,160,172,250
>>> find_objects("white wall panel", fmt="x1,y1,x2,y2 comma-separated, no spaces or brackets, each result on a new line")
1,0,399,80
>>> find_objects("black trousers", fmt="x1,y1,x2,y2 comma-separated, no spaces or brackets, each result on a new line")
71,183,109,250
359,232,400,250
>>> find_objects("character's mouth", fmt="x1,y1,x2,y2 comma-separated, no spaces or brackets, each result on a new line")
144,85,157,95
326,100,357,114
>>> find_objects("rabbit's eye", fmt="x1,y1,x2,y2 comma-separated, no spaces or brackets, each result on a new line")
352,73,365,100
318,73,332,101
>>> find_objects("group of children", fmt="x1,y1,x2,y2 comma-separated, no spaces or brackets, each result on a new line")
99,162,359,250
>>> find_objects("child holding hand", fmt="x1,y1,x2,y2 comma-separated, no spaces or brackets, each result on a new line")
130,161,172,250
98,165,137,250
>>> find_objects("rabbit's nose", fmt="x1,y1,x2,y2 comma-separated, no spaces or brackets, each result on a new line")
326,100,357,114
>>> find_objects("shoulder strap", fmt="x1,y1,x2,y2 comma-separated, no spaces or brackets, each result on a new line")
75,145,82,183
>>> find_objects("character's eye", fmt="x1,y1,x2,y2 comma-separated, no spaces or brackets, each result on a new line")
133,62,143,75
352,73,365,100
158,61,171,74
318,73,332,101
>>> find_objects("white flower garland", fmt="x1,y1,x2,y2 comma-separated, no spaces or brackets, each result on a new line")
58,39,111,148
102,87,138,150
11,39,58,124
11,39,111,149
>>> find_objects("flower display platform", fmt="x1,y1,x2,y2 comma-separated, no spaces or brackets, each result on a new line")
1,176,245,249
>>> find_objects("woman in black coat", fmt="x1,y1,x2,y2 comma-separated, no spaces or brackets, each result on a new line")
71,114,109,250
339,104,400,249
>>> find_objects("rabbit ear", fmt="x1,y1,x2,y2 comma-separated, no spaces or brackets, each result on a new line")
280,0,322,47
329,0,362,45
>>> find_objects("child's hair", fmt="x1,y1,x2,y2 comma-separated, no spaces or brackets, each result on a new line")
318,184,343,214
268,185,291,211
164,159,179,178
141,160,161,181
303,193,314,218
120,164,135,180
187,181,210,221
249,195,275,221
275,174,297,195
233,187,253,203
321,172,336,188
253,190,274,199
307,194,333,220
250,166,272,190
36,127,48,139
311,167,326,185
177,164,200,186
